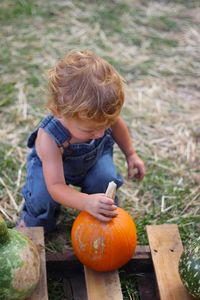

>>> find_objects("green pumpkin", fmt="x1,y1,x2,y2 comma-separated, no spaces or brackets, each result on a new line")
179,237,200,299
0,215,40,300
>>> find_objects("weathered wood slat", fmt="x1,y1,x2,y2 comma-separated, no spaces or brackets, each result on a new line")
146,224,194,300
63,272,87,300
137,273,159,300
63,277,73,299
46,244,153,277
84,266,123,300
46,245,151,261
18,227,48,300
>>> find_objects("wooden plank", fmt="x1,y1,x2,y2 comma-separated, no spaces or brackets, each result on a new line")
84,266,123,300
137,273,159,300
46,245,153,276
64,272,88,300
18,227,48,300
146,224,194,300
63,277,73,299
46,245,151,262
134,245,151,259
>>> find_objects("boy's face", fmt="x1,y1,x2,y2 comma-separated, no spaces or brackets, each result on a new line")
61,116,108,142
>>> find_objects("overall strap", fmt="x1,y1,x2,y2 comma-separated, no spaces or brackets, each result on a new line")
27,115,71,148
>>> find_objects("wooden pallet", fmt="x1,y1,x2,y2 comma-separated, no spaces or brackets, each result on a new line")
46,243,157,300
19,224,194,300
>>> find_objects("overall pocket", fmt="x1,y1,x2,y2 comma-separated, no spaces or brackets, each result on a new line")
63,133,114,183
63,147,100,180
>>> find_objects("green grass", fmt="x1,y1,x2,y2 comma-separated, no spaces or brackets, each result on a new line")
0,0,53,22
0,1,35,21
0,145,20,179
134,159,199,244
88,3,129,34
148,16,178,31
120,270,140,300
149,36,178,49
48,276,65,300
0,83,16,107
135,59,156,76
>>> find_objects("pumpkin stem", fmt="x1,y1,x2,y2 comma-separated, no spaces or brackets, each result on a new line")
0,214,10,244
106,181,117,200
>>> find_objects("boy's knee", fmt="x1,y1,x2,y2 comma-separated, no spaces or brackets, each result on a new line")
82,171,123,194
19,206,57,233
99,173,123,192
20,190,59,233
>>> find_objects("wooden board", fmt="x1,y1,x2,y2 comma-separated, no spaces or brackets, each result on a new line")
146,224,194,300
18,227,48,300
46,245,151,262
137,273,159,300
46,244,154,276
63,272,87,300
84,266,123,300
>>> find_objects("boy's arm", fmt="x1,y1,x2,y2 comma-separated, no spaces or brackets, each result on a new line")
111,116,135,157
35,128,117,221
111,116,145,180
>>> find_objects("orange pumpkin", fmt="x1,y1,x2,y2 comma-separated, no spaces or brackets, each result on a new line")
71,207,137,272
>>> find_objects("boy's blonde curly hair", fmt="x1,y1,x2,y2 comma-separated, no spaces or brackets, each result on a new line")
47,50,125,126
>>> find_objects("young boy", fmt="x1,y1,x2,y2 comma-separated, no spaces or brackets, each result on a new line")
19,50,145,233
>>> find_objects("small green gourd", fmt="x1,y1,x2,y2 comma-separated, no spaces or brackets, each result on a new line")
179,237,200,299
0,215,40,300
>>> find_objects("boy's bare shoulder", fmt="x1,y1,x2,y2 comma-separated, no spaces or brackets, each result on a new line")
35,128,61,161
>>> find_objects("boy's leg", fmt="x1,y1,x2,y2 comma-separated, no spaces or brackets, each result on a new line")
19,197,60,233
81,150,123,205
19,158,60,233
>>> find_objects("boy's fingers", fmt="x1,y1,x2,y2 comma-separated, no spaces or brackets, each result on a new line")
112,204,118,210
132,168,138,176
101,204,117,210
97,214,113,222
128,167,138,179
99,208,118,217
137,167,145,179
100,197,114,205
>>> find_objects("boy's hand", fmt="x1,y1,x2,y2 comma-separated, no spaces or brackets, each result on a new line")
84,194,118,222
126,152,145,180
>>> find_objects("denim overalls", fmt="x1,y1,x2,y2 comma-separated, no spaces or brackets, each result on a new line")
20,115,123,232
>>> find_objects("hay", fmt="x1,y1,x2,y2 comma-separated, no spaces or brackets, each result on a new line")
0,0,199,224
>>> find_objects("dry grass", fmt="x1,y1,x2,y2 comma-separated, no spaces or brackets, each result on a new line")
0,0,199,244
